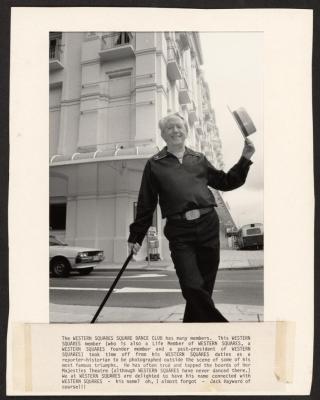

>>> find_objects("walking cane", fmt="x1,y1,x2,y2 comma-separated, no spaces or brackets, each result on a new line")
91,250,134,323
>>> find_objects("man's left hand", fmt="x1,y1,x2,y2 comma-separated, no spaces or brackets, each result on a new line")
242,138,255,160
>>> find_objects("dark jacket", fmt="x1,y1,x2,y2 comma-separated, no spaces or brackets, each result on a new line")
128,146,252,244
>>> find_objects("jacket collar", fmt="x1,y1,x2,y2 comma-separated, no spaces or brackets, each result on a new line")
184,147,201,157
153,146,201,161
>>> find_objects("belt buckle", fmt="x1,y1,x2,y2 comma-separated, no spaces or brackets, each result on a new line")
185,209,200,220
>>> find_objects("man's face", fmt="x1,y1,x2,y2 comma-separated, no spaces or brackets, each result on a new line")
161,116,188,147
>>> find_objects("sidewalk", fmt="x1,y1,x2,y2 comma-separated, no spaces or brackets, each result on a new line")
50,303,263,323
94,249,264,272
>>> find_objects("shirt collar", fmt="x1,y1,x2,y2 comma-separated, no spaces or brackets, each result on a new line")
153,146,201,161
184,147,201,157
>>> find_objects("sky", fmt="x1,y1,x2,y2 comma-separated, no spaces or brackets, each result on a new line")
200,32,264,228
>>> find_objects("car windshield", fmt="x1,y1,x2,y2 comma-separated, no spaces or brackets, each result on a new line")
246,228,261,235
50,236,68,246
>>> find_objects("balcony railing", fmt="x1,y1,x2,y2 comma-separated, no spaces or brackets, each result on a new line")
49,45,61,61
178,32,191,50
167,45,182,81
178,70,191,105
178,78,191,105
203,107,212,121
188,101,198,124
194,121,204,136
49,42,64,71
99,32,135,62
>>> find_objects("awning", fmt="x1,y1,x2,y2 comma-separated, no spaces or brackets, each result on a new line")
50,145,159,167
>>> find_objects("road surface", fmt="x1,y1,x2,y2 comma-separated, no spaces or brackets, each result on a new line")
50,268,263,309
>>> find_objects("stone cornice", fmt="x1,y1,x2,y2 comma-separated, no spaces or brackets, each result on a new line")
135,47,157,56
60,98,80,106
80,58,100,66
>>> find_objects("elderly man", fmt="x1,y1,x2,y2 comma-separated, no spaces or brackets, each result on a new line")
128,113,255,322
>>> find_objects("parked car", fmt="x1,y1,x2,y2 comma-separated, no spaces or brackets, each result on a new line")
49,235,104,277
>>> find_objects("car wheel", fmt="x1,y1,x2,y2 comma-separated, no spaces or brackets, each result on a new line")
51,258,70,277
78,267,94,275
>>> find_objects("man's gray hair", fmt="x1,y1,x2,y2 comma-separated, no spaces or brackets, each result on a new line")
158,112,188,134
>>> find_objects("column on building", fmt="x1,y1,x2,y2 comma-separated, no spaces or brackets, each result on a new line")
56,33,82,156
134,32,158,145
49,32,64,158
78,32,105,152
50,33,83,243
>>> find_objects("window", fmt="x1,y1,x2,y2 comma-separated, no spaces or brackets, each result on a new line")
115,32,132,45
107,71,132,143
246,228,261,236
49,32,62,60
50,203,66,230
50,236,67,246
49,39,57,59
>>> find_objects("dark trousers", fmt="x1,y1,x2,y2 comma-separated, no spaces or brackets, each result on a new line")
164,208,228,323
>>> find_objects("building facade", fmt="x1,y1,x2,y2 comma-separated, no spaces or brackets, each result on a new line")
49,31,237,262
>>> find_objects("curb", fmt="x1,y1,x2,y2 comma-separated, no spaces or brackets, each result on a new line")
93,267,169,272
219,265,264,271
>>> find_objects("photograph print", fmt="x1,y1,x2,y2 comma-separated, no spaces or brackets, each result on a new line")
49,31,263,324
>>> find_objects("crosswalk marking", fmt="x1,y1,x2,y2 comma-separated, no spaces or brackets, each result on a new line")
65,273,167,280
50,286,222,293
123,273,167,278
116,287,182,293
50,287,181,293
50,287,107,291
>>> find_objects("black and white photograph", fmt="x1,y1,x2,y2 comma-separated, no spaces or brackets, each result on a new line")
7,7,314,395
49,30,263,324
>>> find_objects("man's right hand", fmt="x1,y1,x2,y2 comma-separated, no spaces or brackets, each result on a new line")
242,138,255,160
128,242,141,255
